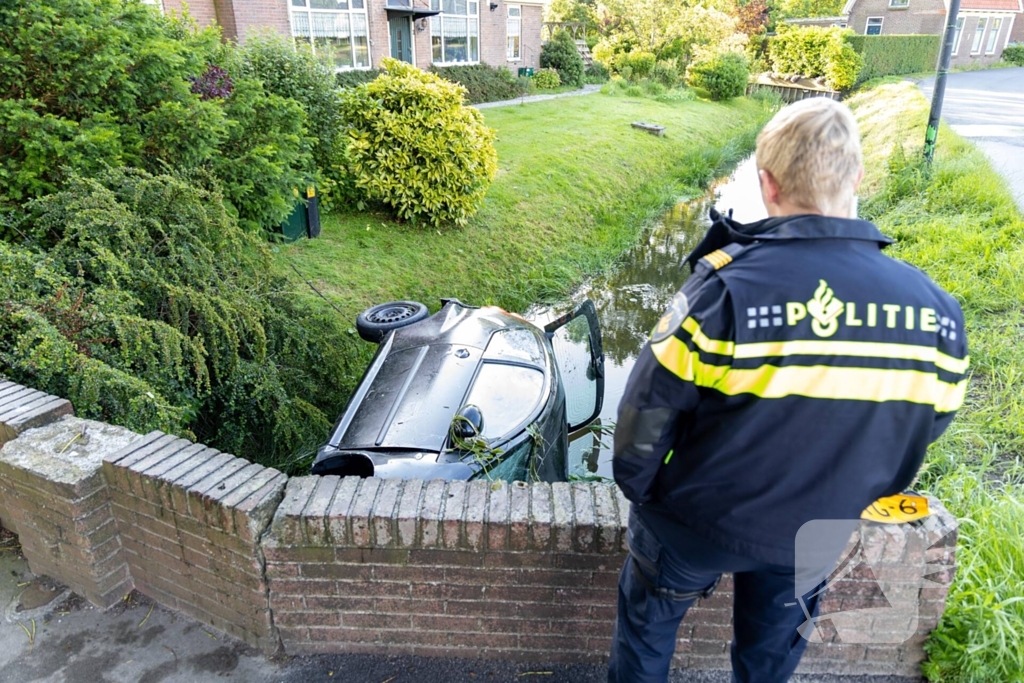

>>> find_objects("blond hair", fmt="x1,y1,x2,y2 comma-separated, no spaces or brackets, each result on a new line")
755,98,863,217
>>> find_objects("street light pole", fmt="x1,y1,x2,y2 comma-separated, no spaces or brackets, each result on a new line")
924,0,962,162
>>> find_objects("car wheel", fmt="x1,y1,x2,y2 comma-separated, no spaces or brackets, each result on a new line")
356,301,429,343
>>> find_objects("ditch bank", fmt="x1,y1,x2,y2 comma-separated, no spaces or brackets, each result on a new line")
0,380,956,676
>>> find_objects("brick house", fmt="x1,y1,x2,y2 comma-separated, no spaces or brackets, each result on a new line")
154,0,545,72
842,0,1022,65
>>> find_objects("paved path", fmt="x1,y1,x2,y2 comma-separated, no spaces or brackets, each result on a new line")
918,67,1024,211
475,83,602,109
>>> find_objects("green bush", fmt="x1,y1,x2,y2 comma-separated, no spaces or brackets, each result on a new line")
655,87,698,103
0,168,354,472
532,68,562,89
336,68,382,88
341,59,498,228
651,60,680,87
686,52,750,101
619,51,657,80
1004,43,1024,66
585,61,611,83
431,63,527,104
232,35,347,211
642,79,667,96
0,0,312,232
768,25,863,90
846,35,941,83
541,30,585,88
624,84,645,97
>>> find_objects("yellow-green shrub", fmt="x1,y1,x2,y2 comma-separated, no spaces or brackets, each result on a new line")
532,68,561,89
768,25,862,90
340,59,498,228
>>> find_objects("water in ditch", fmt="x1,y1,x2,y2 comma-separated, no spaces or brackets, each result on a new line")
534,155,767,481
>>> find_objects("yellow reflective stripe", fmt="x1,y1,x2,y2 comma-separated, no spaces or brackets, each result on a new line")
650,335,730,385
703,250,733,270
681,317,734,356
719,364,967,410
734,340,969,375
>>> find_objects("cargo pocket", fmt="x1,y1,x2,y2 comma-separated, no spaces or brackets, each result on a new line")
627,508,663,589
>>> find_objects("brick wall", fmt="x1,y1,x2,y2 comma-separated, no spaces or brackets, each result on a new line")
0,380,958,676
162,0,220,27
476,1,540,71
103,431,287,651
848,0,947,36
950,13,1018,66
219,0,292,43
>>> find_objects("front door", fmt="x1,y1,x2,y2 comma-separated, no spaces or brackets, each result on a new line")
389,16,413,63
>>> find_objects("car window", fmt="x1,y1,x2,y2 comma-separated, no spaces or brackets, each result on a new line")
464,363,544,439
545,300,604,432
484,328,545,367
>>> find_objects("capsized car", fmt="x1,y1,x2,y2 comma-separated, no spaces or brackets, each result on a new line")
311,298,604,482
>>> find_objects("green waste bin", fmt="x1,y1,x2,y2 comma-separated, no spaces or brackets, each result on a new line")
518,67,534,78
280,185,321,242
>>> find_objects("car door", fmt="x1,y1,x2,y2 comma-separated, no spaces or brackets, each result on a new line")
544,300,605,432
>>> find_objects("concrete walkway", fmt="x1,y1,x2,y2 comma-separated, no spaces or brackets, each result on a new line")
918,67,1024,211
474,83,602,109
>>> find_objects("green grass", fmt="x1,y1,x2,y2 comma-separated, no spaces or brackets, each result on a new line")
848,81,1024,683
276,92,774,349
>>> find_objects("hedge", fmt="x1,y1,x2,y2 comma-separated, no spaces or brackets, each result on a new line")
847,34,940,83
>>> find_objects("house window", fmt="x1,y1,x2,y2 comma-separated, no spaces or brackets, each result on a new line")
986,17,1002,54
507,5,522,61
952,16,965,55
291,0,371,70
430,0,480,64
971,17,988,54
865,17,883,35
888,0,909,8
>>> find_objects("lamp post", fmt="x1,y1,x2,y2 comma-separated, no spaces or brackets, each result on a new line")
923,0,962,162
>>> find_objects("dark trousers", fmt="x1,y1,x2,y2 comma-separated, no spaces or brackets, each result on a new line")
608,507,824,683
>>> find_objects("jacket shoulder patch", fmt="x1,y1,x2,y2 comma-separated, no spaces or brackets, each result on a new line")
651,291,690,343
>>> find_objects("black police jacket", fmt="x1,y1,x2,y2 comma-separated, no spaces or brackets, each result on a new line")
613,211,968,567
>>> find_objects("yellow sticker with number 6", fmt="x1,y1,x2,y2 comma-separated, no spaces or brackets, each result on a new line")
860,493,931,524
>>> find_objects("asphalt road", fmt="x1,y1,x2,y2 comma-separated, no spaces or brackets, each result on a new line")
918,67,1024,211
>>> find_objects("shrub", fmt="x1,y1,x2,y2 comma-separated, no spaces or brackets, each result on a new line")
656,87,698,103
1005,43,1024,66
768,25,863,90
651,60,680,87
232,35,347,211
0,0,312,231
541,30,585,88
336,68,382,88
585,61,611,83
341,59,498,228
686,52,750,100
532,68,562,89
0,169,353,472
619,51,657,80
642,79,667,96
624,84,645,97
846,35,941,83
431,63,527,103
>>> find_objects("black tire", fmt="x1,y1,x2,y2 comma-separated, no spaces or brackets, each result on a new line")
356,301,429,343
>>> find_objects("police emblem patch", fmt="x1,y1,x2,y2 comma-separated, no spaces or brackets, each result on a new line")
651,291,689,342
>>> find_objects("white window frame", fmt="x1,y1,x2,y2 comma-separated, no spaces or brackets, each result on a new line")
985,17,1003,54
952,16,966,55
430,0,480,66
507,5,522,62
865,17,884,35
289,0,373,71
971,17,988,54
888,0,909,8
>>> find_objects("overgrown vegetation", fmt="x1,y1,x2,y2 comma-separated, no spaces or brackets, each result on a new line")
849,81,1024,683
430,63,528,104
341,59,498,228
0,169,354,472
1001,43,1024,66
847,35,941,83
768,25,863,90
541,30,586,88
686,52,750,100
0,0,313,232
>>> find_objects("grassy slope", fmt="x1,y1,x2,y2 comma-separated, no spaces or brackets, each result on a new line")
276,93,773,319
849,81,1024,683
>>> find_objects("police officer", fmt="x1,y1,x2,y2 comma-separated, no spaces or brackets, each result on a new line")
608,98,968,683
